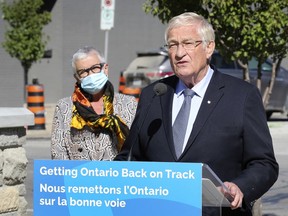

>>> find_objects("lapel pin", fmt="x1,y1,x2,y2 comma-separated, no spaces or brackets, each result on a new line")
207,100,211,104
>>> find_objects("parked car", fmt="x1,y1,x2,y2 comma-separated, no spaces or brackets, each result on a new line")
121,48,288,119
122,48,173,89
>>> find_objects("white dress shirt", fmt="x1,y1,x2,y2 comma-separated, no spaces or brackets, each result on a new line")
172,67,214,153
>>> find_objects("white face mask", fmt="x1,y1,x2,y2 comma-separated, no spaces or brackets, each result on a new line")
80,70,108,94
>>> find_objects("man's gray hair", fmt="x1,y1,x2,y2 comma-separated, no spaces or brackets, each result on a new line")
164,12,215,46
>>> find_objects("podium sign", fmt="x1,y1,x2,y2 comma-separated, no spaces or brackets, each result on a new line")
34,160,202,216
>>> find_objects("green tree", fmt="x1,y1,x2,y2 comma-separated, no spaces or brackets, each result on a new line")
143,0,204,23
205,1,288,83
143,0,288,111
0,0,51,88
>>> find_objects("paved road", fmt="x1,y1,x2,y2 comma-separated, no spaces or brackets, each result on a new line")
24,138,50,216
23,113,288,216
262,115,288,216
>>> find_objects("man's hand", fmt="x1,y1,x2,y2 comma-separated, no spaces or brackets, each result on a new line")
223,181,244,210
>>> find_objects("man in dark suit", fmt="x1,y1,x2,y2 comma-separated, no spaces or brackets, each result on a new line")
115,12,278,215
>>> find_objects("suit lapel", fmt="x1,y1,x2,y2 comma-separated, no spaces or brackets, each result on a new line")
159,76,179,159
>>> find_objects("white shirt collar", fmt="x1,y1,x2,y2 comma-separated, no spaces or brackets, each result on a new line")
175,66,214,98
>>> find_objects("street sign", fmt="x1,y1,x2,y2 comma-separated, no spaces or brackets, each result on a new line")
100,0,115,30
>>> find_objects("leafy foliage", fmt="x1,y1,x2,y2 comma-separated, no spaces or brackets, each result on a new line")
143,0,288,109
143,0,205,24
204,0,288,82
144,0,288,65
1,0,51,85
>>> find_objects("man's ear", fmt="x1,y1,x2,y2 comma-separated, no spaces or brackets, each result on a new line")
206,41,215,59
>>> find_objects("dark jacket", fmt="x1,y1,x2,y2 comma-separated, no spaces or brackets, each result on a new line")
115,69,278,215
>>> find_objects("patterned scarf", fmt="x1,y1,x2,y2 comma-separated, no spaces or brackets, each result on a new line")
70,81,129,151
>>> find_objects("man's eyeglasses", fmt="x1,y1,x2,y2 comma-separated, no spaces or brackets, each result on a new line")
164,40,203,52
76,63,104,78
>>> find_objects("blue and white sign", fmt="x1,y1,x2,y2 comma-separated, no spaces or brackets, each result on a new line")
34,160,202,216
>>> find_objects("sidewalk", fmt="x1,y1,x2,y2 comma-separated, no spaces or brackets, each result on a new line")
26,104,287,140
262,117,288,216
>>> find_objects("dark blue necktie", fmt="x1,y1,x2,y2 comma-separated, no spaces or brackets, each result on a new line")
173,89,194,158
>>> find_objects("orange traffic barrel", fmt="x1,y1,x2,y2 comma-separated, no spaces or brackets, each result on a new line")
119,71,125,93
122,87,141,101
26,84,46,130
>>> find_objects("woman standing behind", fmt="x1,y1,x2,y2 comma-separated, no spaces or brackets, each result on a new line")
51,46,137,161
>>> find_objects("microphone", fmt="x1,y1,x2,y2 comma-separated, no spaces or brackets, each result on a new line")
153,82,167,96
127,82,167,161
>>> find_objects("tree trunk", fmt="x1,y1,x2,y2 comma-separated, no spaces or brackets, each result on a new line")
237,60,250,83
23,66,29,101
263,62,277,109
